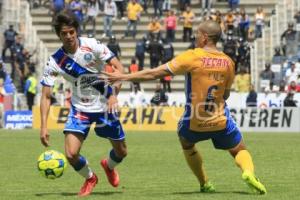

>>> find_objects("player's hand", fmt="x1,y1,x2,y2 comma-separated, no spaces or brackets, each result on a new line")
40,128,50,147
100,65,125,84
107,95,119,114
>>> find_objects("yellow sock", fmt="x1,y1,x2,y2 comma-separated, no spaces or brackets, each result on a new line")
235,150,254,173
183,147,207,185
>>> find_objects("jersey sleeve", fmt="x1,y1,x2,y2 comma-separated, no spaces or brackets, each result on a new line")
92,39,115,62
40,57,59,87
225,59,235,89
166,50,194,75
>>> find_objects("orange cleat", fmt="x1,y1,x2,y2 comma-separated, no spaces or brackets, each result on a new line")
78,173,98,197
100,159,119,187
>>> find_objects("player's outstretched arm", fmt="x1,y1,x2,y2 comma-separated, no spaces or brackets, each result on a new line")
107,57,125,94
40,86,52,147
102,64,172,84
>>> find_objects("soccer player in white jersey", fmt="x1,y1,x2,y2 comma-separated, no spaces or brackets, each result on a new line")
40,11,127,197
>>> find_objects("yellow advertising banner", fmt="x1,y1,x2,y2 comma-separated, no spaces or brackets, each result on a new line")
33,106,184,131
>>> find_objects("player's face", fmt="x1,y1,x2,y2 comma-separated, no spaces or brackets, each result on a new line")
59,26,78,50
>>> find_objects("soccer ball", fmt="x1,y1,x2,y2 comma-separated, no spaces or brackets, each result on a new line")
37,150,67,179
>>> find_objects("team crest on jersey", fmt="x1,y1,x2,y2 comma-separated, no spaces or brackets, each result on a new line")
84,53,93,62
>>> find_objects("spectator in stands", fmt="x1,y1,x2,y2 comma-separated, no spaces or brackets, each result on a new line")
294,10,300,24
228,0,239,11
287,81,300,93
161,39,174,93
210,9,225,32
180,5,195,42
122,0,143,39
129,57,140,91
0,78,6,128
129,84,147,108
255,6,265,38
70,0,84,35
83,0,99,36
0,59,7,81
164,10,177,42
224,10,235,32
147,16,162,39
163,0,171,12
234,67,250,92
260,63,275,89
51,0,65,17
24,71,37,111
281,22,298,57
285,62,300,84
264,81,280,92
246,84,257,107
107,35,121,59
147,34,164,69
239,8,250,41
237,38,250,70
114,0,125,19
272,46,285,64
233,9,241,36
153,0,163,18
223,32,237,64
284,92,298,107
279,80,287,92
2,25,18,62
11,36,26,84
201,0,213,16
150,83,168,106
140,0,148,14
135,37,147,70
178,0,190,12
102,0,117,38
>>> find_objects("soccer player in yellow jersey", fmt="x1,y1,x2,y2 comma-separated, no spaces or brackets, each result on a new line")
103,20,267,194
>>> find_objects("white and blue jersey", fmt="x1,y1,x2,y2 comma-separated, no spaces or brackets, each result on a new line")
41,37,114,113
41,37,125,140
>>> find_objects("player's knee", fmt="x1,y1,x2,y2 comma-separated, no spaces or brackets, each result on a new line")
65,150,79,164
179,136,195,150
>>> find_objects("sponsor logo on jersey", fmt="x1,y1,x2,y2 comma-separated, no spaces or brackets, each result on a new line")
84,53,93,62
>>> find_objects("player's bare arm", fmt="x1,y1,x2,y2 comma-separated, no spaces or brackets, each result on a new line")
107,57,124,94
40,86,52,147
102,64,172,84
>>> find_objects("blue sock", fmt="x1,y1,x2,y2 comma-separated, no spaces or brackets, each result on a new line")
110,149,123,163
72,156,87,171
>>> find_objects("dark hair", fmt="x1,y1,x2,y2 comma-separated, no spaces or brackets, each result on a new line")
52,11,79,36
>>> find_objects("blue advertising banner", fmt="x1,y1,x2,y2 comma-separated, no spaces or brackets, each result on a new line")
4,110,32,129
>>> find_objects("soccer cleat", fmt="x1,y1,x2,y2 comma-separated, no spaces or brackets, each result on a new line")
242,171,267,195
100,159,120,187
78,173,98,197
200,181,216,193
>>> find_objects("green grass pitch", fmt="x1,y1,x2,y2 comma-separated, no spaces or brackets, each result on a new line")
0,129,300,200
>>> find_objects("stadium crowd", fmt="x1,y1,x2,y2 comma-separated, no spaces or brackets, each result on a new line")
0,0,299,120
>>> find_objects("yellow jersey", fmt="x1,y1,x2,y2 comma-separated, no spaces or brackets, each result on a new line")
181,11,195,28
148,22,161,33
167,48,235,132
127,2,143,21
